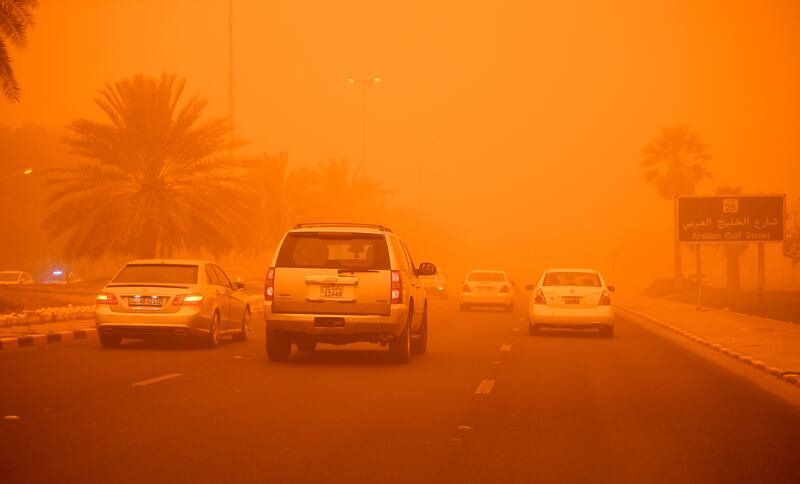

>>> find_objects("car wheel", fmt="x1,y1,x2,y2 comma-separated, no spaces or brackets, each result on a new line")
266,327,291,361
206,311,221,347
296,340,317,352
600,325,614,338
389,307,412,363
99,333,121,348
528,323,540,336
411,305,428,355
234,307,252,341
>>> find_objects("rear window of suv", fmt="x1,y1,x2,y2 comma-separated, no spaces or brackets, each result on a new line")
276,232,390,270
112,264,199,284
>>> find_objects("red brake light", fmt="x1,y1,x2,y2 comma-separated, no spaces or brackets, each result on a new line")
96,292,118,305
534,288,546,305
599,291,611,306
462,283,471,292
264,267,275,302
173,294,204,307
391,270,402,304
499,284,510,293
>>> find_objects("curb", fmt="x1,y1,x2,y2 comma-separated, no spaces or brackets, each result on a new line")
617,306,800,389
0,328,96,351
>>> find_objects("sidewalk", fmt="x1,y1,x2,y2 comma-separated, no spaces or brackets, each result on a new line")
617,294,800,387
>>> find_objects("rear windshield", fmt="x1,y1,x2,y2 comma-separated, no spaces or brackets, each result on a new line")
112,264,199,284
544,272,601,287
468,272,506,282
0,273,19,282
276,232,390,270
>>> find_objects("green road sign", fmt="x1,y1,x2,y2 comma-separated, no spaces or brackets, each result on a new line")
676,195,785,244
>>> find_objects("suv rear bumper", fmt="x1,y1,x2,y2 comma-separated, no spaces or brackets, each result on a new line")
264,303,409,343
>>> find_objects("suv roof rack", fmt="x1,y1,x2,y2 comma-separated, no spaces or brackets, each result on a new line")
293,222,393,232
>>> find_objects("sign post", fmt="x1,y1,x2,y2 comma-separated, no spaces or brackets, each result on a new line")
676,195,785,309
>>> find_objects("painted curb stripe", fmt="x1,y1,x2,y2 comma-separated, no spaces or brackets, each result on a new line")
618,305,799,389
0,328,95,350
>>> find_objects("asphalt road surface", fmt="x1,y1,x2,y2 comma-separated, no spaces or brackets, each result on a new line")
1,299,799,483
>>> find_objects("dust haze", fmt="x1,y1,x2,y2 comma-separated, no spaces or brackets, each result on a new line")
2,0,799,290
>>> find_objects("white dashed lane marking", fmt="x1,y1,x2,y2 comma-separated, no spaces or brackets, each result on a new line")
500,344,512,352
475,379,495,395
132,373,183,387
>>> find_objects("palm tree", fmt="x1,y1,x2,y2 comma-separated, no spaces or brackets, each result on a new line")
713,184,747,292
0,0,38,102
641,125,712,285
246,150,317,253
313,157,388,222
46,73,252,259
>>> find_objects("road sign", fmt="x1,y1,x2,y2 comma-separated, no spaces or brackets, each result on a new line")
676,195,785,244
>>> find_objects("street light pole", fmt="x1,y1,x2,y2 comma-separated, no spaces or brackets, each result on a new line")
227,0,235,167
347,76,381,173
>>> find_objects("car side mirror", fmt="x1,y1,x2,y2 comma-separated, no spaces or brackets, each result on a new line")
235,281,246,290
525,284,535,291
607,285,615,292
417,262,437,277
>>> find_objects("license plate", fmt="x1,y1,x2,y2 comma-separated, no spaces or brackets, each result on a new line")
320,284,344,298
129,296,162,306
563,296,581,305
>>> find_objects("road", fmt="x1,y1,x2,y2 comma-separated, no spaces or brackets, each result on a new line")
1,298,799,483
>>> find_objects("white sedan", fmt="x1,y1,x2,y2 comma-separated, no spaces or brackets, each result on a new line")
459,270,515,311
527,268,615,337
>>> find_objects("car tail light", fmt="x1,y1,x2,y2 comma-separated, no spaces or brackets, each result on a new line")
391,270,402,304
173,294,204,307
499,284,510,293
264,267,275,302
462,283,471,292
599,291,611,306
96,292,118,305
534,288,546,305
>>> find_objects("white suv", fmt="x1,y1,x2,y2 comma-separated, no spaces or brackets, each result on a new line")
263,223,437,362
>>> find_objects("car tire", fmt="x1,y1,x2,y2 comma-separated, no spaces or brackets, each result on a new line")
528,323,540,336
99,333,121,348
233,307,251,341
206,311,221,348
296,340,317,352
411,305,428,355
600,325,614,338
266,327,292,361
389,308,412,363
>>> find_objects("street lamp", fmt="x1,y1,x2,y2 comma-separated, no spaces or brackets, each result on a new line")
0,168,33,183
347,76,381,172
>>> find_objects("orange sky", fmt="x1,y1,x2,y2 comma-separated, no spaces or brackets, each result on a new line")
2,0,799,287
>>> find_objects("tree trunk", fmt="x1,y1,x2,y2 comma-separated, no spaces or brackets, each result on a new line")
674,241,682,288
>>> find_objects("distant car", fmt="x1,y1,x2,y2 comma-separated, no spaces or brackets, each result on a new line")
263,223,436,363
0,271,35,285
41,271,83,285
420,268,448,298
459,270,515,311
527,268,615,337
95,259,253,348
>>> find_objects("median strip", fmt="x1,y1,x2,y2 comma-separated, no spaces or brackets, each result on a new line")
132,373,183,387
0,328,95,350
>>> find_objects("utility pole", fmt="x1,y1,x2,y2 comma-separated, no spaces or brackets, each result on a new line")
228,0,235,165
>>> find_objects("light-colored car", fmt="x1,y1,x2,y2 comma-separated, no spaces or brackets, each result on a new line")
527,268,615,337
459,270,515,311
95,259,253,348
0,271,35,285
419,268,448,298
263,223,436,363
